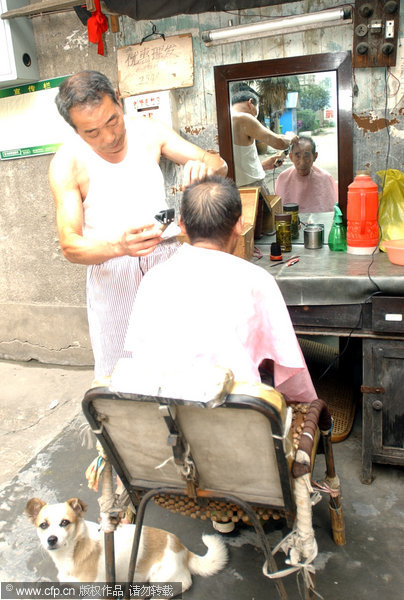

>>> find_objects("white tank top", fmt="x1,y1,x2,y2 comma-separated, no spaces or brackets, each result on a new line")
233,142,265,187
79,118,167,239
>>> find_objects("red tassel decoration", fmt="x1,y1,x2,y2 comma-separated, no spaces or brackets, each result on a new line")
87,0,108,55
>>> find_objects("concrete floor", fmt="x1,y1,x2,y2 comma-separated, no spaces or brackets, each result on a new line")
0,360,403,599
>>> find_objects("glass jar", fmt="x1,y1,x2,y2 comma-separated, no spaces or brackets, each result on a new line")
283,203,299,239
275,213,292,252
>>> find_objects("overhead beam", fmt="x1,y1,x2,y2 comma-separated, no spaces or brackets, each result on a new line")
0,0,119,19
1,0,78,19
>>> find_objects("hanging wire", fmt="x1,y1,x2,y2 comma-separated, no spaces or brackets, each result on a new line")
140,22,165,45
317,64,394,381
387,68,401,103
317,288,382,381
365,67,391,291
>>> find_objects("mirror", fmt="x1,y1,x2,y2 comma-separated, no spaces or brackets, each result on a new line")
214,51,353,219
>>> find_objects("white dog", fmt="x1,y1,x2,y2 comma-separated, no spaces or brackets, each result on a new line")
25,497,228,592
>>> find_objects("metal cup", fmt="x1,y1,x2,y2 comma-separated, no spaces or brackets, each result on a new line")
304,224,324,249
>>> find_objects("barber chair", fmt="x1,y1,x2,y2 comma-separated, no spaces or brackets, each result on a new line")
82,365,345,600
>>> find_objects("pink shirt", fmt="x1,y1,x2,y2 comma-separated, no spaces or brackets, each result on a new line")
122,244,317,403
275,165,337,212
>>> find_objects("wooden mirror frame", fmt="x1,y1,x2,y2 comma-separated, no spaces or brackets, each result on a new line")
214,51,353,218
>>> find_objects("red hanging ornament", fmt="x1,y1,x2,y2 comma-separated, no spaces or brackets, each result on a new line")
87,0,108,56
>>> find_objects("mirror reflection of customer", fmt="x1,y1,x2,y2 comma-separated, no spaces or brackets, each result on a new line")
231,89,297,194
117,175,317,405
49,70,227,381
275,136,337,212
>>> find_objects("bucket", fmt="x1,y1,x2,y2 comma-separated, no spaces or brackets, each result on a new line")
347,171,379,255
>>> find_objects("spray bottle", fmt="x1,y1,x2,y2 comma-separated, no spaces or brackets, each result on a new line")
328,204,347,252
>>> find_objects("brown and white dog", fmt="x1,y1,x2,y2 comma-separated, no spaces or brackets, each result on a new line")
25,497,228,592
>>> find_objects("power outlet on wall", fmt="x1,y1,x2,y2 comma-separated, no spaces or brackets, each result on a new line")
353,0,400,68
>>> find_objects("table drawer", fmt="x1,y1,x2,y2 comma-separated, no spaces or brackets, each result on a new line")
288,304,362,329
372,296,404,333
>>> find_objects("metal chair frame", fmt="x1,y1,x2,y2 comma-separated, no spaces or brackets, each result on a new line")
82,384,342,600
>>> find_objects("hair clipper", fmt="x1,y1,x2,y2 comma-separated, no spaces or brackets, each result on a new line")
154,208,175,232
274,147,289,168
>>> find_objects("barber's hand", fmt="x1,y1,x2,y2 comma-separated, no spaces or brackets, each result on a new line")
283,131,299,145
262,153,285,170
182,160,210,188
120,224,163,257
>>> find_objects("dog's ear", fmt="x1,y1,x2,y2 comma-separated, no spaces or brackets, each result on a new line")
67,498,88,516
25,498,46,523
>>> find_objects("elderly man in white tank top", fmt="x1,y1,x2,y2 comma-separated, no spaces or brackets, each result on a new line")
49,71,227,380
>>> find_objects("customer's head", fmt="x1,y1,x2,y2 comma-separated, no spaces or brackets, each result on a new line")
55,71,119,129
180,175,243,251
289,136,318,177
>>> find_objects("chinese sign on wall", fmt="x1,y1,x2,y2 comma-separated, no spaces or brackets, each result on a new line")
0,76,71,160
118,33,194,97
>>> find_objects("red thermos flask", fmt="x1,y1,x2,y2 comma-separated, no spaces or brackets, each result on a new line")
347,171,379,255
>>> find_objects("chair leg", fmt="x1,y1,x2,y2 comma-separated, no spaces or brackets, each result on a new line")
104,531,116,583
321,430,346,546
211,492,289,600
125,488,289,600
125,489,157,589
328,498,346,546
304,573,317,600
100,459,117,583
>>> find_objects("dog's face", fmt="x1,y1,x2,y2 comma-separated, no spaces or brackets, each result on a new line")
25,498,87,552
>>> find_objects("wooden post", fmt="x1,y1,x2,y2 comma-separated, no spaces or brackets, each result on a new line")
110,15,120,33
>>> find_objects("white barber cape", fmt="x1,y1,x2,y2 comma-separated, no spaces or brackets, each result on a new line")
122,244,317,403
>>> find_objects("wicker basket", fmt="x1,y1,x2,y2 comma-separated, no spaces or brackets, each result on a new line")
299,338,357,442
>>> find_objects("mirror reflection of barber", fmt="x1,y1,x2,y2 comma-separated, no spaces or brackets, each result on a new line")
230,88,297,195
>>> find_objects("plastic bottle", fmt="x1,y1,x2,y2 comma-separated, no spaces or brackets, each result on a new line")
347,170,379,254
328,204,347,252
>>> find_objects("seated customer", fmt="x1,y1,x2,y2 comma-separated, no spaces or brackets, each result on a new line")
275,136,337,212
118,176,317,404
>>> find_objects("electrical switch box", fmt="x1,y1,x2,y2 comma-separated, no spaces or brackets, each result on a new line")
123,90,179,131
0,0,40,88
353,0,400,68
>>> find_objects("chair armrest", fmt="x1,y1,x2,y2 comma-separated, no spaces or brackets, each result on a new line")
291,398,332,478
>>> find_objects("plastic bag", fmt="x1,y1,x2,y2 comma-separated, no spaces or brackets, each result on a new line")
377,169,404,252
